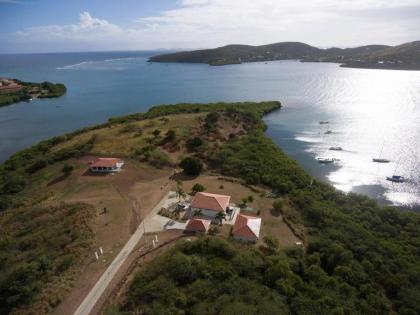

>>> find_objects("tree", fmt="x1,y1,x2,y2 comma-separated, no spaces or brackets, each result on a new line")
192,183,205,195
186,137,203,151
152,129,161,138
165,130,176,142
241,197,249,207
263,235,279,253
193,209,202,217
179,157,203,176
62,164,73,177
248,195,254,203
215,211,226,225
175,181,186,202
273,200,283,215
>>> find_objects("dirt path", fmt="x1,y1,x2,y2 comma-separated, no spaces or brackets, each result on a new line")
73,191,171,315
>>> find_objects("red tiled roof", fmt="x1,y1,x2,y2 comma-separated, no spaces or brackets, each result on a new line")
190,192,230,212
233,214,261,239
186,218,211,232
90,158,122,168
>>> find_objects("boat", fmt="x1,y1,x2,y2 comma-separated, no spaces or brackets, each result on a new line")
373,143,390,163
317,158,338,164
372,158,390,163
329,146,343,151
324,130,333,134
386,175,405,183
319,121,329,124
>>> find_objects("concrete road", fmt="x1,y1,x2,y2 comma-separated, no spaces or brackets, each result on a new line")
73,191,172,315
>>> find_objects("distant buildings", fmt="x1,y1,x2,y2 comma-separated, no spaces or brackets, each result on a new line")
89,158,124,173
0,79,23,94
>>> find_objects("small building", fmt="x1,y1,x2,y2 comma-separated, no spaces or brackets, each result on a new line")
185,218,211,233
89,158,124,173
232,214,261,243
190,192,231,221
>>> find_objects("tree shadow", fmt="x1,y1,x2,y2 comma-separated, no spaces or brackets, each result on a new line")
170,172,198,181
81,169,108,177
47,174,68,186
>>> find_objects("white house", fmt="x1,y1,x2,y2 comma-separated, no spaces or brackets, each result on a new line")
89,158,124,173
190,192,231,222
232,214,261,243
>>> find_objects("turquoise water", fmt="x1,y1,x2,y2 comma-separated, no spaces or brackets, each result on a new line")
1,52,419,207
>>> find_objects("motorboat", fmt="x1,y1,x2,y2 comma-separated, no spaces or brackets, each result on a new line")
372,158,390,163
317,158,338,164
329,146,343,151
324,130,333,135
319,121,329,124
386,175,405,183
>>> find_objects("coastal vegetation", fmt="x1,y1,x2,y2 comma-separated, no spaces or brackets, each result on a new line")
0,101,419,314
149,40,420,70
0,79,66,107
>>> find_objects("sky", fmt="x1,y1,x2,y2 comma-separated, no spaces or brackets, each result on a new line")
0,0,419,53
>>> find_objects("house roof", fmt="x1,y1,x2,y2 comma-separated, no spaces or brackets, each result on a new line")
185,218,211,232
190,192,231,212
232,214,261,239
90,158,122,168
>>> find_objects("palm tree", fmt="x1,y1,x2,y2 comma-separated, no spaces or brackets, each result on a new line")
175,180,186,202
215,211,226,225
193,209,202,217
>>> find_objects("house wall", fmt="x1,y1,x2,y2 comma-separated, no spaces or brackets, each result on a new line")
90,165,120,173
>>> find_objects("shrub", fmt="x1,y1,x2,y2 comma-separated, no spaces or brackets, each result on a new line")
62,164,73,177
192,183,205,194
148,149,171,168
263,235,279,252
2,175,25,194
179,157,203,176
273,200,284,214
186,137,203,151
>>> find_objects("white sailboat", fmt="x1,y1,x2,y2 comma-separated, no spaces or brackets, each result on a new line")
373,143,390,163
386,159,405,183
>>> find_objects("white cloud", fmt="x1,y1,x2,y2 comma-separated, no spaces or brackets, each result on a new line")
11,1,420,52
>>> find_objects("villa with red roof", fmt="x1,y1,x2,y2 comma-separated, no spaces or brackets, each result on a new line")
190,192,231,221
232,214,261,243
89,158,124,173
185,218,211,233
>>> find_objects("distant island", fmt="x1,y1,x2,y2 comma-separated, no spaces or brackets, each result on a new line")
0,78,66,107
149,41,420,70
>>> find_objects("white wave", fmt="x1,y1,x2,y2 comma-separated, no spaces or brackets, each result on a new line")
56,56,146,70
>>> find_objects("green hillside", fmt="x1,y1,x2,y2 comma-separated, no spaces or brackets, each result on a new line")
149,41,420,70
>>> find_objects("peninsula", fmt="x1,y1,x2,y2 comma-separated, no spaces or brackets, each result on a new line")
0,102,419,315
149,41,420,70
0,78,66,107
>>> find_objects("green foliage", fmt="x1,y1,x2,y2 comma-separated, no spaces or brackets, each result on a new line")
62,163,74,176
273,200,284,214
179,157,203,176
147,149,172,169
192,183,205,194
212,124,420,314
0,203,95,314
186,137,204,151
263,235,279,253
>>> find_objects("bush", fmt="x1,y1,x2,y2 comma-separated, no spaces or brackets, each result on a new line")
186,137,203,151
2,175,25,194
192,183,205,194
148,149,171,168
179,157,203,176
62,164,73,177
273,200,284,214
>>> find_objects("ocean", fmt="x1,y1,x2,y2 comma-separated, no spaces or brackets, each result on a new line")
1,51,419,208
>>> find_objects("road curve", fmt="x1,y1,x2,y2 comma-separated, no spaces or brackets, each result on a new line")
73,191,171,315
